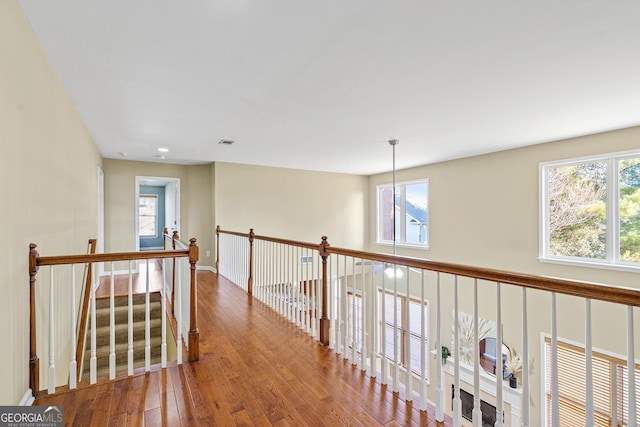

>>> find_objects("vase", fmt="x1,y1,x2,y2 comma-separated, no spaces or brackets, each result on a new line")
509,374,517,388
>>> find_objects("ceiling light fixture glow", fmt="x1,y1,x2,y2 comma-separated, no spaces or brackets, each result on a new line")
158,147,169,152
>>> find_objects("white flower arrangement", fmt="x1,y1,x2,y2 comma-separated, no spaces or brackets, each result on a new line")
505,346,522,377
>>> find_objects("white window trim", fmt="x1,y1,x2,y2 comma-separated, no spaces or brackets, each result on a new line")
378,288,430,378
539,149,640,272
376,178,429,249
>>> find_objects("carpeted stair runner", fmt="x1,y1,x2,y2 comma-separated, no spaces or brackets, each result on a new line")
81,292,163,380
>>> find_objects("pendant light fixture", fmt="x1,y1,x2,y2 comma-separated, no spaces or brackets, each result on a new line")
385,139,403,279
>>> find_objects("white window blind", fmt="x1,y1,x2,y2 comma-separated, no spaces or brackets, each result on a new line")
545,337,639,426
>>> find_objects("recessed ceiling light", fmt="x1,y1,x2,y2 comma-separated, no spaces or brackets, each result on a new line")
219,139,235,145
154,155,166,160
117,152,127,157
158,147,169,152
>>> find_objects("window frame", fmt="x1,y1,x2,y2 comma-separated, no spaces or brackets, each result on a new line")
539,150,640,272
376,178,429,249
138,194,159,238
378,289,429,377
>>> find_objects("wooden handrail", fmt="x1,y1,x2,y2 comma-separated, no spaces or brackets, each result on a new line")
36,249,188,266
216,226,640,310
75,239,97,380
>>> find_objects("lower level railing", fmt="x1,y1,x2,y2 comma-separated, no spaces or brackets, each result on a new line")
216,226,640,427
28,237,199,398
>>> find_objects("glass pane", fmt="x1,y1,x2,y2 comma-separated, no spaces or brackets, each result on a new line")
404,182,428,244
619,158,640,262
379,186,394,241
547,162,606,259
139,195,157,237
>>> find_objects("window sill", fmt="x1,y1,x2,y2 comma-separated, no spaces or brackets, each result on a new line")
377,241,429,251
539,256,640,273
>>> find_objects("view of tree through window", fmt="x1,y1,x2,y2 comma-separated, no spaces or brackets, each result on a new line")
543,153,640,267
619,158,640,262
547,161,607,259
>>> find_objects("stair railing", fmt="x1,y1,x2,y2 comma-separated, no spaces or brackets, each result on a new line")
216,226,640,427
28,239,199,398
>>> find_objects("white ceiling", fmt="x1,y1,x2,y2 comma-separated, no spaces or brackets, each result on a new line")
18,1,640,175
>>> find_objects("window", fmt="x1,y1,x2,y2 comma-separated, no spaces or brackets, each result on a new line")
377,180,428,247
541,152,640,269
544,337,640,426
379,291,429,376
139,195,158,237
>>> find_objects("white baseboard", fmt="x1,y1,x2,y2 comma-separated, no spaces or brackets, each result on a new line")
197,265,216,273
19,389,34,406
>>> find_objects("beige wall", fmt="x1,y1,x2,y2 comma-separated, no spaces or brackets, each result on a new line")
369,126,640,425
0,0,102,404
213,162,368,249
102,160,214,267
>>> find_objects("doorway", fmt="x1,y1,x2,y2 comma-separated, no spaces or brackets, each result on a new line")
135,176,180,252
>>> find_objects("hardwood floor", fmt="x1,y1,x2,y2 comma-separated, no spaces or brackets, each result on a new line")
35,271,449,426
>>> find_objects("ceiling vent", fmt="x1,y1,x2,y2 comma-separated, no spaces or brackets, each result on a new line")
218,139,235,145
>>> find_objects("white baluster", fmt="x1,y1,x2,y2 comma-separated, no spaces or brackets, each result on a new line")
306,248,311,334
351,257,357,365
341,256,348,360
176,259,183,364
90,264,97,384
145,259,150,372
585,299,594,427
360,259,367,372
393,265,400,393
405,267,412,401
161,258,167,368
435,272,444,422
370,259,378,378
128,261,133,376
473,279,481,427
48,267,56,394
380,263,388,385
109,265,115,380
69,265,77,389
495,282,504,427
453,276,461,427
522,288,530,427
420,270,427,411
313,251,318,339
627,306,636,427
551,293,559,427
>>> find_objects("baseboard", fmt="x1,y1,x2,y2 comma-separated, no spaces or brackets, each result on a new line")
197,265,216,273
19,389,34,406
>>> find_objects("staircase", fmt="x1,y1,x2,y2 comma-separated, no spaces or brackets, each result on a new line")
81,292,163,380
